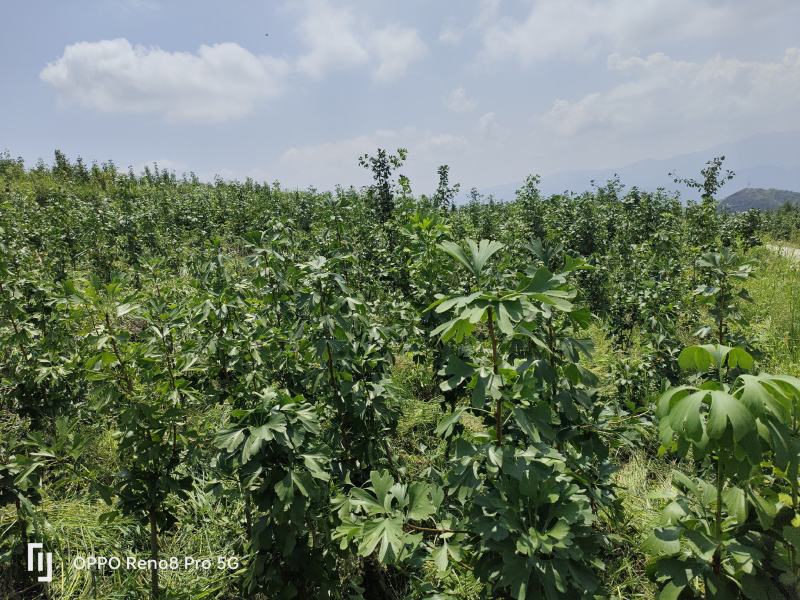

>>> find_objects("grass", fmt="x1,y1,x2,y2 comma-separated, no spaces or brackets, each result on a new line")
1,487,245,599
601,450,678,599
595,243,800,599
745,245,800,376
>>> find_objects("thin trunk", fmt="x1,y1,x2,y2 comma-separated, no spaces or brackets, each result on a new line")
105,312,134,394
792,402,799,574
243,487,253,539
149,508,159,599
717,280,726,345
17,498,30,592
712,455,723,575
486,306,502,445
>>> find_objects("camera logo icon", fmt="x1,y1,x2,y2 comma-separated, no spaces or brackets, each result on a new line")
27,543,53,583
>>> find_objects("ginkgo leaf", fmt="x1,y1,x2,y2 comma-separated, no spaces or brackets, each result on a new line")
439,354,474,392
438,241,475,276
735,375,774,419
438,239,504,281
678,344,754,373
667,390,706,441
678,346,714,372
465,239,505,279
656,386,696,419
359,516,406,562
722,486,747,523
436,406,467,437
727,347,754,371
215,428,245,452
643,527,681,556
434,292,481,314
706,390,756,441
432,542,449,572
407,483,436,520
350,488,386,515
370,470,395,507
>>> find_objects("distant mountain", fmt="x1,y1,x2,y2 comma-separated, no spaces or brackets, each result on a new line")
478,131,800,201
721,188,800,212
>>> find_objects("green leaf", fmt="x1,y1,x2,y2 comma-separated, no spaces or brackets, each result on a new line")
241,434,264,463
706,391,756,441
727,347,754,371
644,527,681,556
678,345,714,372
735,375,774,419
657,582,687,600
302,454,331,482
438,239,504,281
488,444,503,467
656,385,695,419
496,302,516,336
432,542,449,572
350,489,386,515
215,428,245,452
668,390,706,442
359,516,406,563
116,303,138,317
466,239,505,279
438,241,475,277
407,483,436,520
250,413,288,444
683,528,716,561
439,354,474,392
370,470,395,507
436,406,467,437
547,520,570,541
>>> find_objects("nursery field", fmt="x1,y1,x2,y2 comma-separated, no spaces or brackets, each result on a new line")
3,149,800,599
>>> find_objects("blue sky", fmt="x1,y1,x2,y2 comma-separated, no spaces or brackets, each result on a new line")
2,0,799,193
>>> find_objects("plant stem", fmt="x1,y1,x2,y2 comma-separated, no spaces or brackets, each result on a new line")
404,523,472,535
149,507,159,599
486,306,502,445
717,278,726,345
105,312,134,395
16,497,30,591
713,453,723,575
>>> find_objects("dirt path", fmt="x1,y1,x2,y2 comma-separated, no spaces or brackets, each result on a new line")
767,244,800,262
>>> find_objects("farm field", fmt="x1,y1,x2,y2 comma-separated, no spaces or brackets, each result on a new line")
3,150,800,599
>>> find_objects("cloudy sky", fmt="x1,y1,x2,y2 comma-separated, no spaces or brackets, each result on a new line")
2,0,799,192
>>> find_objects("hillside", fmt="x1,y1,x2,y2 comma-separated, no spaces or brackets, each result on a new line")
476,131,800,200
721,187,800,212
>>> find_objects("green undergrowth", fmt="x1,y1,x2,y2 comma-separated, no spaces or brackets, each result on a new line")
745,246,800,376
391,329,683,600
1,483,244,599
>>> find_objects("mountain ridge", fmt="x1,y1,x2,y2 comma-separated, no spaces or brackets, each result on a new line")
721,187,800,212
477,131,800,201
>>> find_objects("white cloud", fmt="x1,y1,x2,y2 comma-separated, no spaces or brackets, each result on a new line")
439,0,500,45
445,87,477,113
132,158,188,174
294,0,426,82
294,0,369,78
42,4,426,126
369,27,427,83
480,0,775,64
274,127,466,190
476,111,500,139
40,38,289,122
541,48,800,140
121,0,160,11
438,24,463,46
